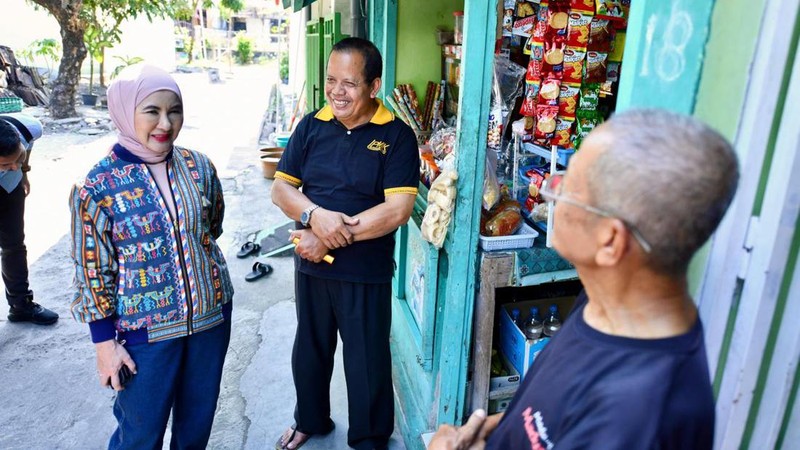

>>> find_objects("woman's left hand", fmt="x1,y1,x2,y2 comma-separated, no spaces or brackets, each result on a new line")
95,339,137,391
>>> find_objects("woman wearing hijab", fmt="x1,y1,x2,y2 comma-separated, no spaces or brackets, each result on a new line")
69,64,234,449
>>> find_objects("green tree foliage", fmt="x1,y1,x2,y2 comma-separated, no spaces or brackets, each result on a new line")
27,0,190,117
235,33,252,65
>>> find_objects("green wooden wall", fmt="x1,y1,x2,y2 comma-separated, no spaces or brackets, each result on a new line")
395,0,464,94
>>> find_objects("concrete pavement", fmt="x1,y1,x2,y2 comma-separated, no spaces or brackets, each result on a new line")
0,64,405,450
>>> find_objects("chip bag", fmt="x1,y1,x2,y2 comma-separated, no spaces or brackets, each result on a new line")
534,104,560,140
579,83,600,110
562,47,586,84
552,116,575,148
520,80,541,117
538,77,562,107
596,0,624,18
567,11,592,49
588,17,614,52
558,83,581,118
585,51,609,84
542,38,566,77
570,0,595,13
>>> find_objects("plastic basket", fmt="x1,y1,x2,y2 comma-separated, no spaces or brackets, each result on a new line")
480,222,539,251
0,97,23,113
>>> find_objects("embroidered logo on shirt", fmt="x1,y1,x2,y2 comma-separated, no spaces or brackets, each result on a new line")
367,140,390,154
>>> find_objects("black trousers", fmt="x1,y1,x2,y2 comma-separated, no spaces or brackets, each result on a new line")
0,184,30,308
292,271,393,450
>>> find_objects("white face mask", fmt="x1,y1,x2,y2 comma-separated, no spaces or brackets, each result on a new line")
0,168,23,193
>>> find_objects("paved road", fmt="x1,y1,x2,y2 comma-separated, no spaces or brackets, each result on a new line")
0,64,406,450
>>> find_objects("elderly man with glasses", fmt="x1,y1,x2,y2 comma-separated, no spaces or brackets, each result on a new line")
429,109,739,450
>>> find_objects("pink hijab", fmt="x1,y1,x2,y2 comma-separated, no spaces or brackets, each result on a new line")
107,64,182,163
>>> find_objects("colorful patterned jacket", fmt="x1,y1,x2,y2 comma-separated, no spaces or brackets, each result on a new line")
69,144,234,344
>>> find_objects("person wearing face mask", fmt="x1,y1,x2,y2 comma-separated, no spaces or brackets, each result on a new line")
68,64,234,449
0,114,59,325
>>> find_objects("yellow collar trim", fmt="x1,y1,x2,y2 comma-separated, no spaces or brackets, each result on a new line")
313,99,395,125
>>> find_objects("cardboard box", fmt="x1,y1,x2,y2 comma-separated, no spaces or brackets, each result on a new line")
499,296,576,376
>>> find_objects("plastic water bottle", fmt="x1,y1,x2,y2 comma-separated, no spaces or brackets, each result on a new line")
524,307,544,340
543,304,562,337
511,308,521,328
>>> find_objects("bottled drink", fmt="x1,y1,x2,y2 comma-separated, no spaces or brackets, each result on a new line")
524,306,544,340
543,304,562,337
511,308,521,328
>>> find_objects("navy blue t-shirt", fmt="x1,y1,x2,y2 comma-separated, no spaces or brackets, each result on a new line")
486,293,715,449
275,101,419,283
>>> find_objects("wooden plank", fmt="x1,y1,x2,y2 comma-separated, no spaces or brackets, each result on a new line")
435,0,498,426
749,251,800,448
616,0,715,114
469,253,514,412
698,0,800,379
715,36,800,448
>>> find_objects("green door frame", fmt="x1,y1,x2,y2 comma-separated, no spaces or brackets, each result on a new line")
366,1,718,448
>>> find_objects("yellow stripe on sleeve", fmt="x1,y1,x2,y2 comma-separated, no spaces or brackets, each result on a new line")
384,187,418,196
274,171,302,187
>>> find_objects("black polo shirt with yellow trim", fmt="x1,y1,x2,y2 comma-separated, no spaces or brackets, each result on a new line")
275,100,420,283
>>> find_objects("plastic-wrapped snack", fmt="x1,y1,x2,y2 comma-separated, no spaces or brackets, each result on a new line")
567,11,592,49
534,104,559,140
512,16,536,37
579,83,600,110
527,42,545,81
575,109,603,148
596,0,624,18
552,116,575,148
585,51,609,84
570,0,595,13
538,77,562,107
520,80,541,117
609,31,626,62
562,47,586,84
483,150,500,210
558,83,581,118
588,17,614,52
542,37,566,78
532,201,550,222
430,126,457,160
516,0,536,18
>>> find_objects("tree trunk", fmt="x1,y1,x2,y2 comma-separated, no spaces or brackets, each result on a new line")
32,0,88,119
99,48,105,87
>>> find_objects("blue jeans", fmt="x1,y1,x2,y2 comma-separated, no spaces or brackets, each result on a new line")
109,319,231,450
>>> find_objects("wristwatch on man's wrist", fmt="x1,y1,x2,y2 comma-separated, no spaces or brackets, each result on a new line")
300,204,320,228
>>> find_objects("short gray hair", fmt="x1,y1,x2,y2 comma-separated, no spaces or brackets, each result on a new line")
586,109,739,275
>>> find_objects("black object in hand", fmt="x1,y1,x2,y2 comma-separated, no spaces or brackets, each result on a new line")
118,365,134,386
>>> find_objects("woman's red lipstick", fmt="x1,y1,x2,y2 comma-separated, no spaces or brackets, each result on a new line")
152,134,170,143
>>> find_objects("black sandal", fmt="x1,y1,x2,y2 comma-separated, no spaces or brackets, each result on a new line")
245,262,272,282
236,241,261,258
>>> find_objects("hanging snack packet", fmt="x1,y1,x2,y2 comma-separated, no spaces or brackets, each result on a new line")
534,104,559,141
527,42,545,81
609,31,626,62
538,77,562,107
542,38,566,77
562,47,586,84
575,109,602,148
552,116,575,148
546,2,570,37
579,83,600,110
520,80,541,117
595,0,624,19
570,0,595,13
516,0,536,18
588,17,614,52
558,83,581,118
567,11,593,49
585,51,609,83
512,16,536,37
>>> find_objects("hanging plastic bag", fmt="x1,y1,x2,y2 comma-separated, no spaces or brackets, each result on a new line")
483,148,501,210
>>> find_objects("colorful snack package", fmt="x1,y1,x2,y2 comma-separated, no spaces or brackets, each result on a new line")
575,109,602,148
527,42,545,80
542,37,566,77
516,0,536,18
585,51,608,83
570,0,595,13
537,77,562,107
512,16,536,37
558,82,581,118
522,115,535,142
609,31,626,62
596,0,624,18
520,80,541,117
562,47,586,84
606,61,621,83
567,11,592,49
588,17,614,52
534,104,560,140
547,2,570,37
579,83,600,110
552,116,574,148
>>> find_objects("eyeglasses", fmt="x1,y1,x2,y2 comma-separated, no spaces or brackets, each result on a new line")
325,77,362,92
540,173,653,253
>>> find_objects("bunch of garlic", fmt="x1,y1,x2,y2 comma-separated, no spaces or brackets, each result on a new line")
421,170,458,248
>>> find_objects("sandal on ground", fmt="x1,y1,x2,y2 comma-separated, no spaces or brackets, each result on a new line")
245,261,272,282
275,425,310,450
236,241,261,258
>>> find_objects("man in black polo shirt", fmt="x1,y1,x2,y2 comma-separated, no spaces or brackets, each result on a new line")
272,37,419,450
